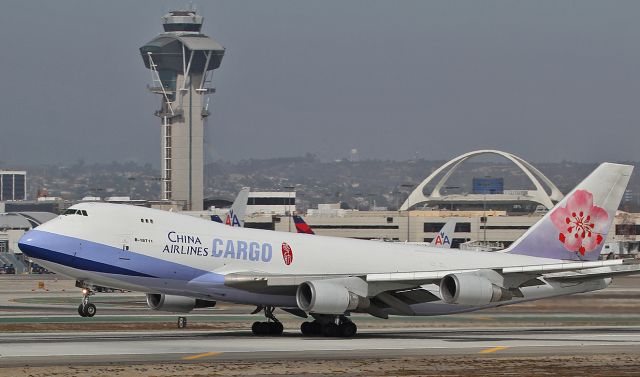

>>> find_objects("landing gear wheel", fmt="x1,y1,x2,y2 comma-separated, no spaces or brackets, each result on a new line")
252,321,273,336
77,286,95,317
339,321,357,337
323,323,340,337
177,316,187,329
300,321,312,335
84,303,96,317
301,321,322,336
251,306,284,336
251,321,261,335
269,321,284,335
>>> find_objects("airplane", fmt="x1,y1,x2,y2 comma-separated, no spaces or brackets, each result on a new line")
294,215,457,249
18,163,639,337
210,187,250,227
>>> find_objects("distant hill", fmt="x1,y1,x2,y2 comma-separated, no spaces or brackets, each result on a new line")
13,157,640,212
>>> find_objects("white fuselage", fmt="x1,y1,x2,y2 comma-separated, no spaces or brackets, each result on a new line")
18,203,610,316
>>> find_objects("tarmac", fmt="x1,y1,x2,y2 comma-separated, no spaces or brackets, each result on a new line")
3,326,640,367
2,275,640,375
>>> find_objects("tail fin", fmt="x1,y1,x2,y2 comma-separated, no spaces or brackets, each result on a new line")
507,163,633,261
293,215,315,234
431,219,455,249
225,187,250,227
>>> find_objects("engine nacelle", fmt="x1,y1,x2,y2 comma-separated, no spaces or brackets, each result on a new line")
296,280,369,314
439,273,511,306
146,294,216,313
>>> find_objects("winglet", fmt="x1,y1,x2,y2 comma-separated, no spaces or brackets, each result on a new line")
507,163,633,261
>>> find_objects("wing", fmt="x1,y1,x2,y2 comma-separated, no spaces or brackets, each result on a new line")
219,258,640,318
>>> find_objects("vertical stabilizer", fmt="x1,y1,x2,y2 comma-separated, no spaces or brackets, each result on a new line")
225,187,250,227
293,216,315,234
507,163,633,261
431,220,455,249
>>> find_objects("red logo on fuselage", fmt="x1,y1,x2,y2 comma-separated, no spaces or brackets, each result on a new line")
281,242,293,265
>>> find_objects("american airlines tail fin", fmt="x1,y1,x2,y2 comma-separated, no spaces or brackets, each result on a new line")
431,220,455,249
293,215,315,234
224,187,250,228
507,163,633,261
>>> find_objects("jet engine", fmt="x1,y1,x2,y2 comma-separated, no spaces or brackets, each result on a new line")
439,273,511,306
296,280,370,314
146,294,216,313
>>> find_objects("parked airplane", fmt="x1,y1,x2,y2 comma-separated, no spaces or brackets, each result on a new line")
210,187,250,227
18,163,638,337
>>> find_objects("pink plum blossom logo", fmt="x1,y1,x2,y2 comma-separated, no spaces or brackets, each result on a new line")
550,189,608,256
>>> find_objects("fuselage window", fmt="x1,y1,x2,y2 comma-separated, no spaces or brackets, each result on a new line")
64,209,78,215
140,219,144,223
81,210,88,216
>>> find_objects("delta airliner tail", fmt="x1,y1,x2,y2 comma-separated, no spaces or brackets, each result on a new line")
293,216,315,235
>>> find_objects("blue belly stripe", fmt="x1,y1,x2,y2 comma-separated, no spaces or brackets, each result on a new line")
19,242,156,277
18,230,220,281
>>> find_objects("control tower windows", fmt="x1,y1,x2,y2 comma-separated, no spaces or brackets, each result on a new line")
158,70,176,101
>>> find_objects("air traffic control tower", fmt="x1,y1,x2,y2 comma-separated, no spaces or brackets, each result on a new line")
140,10,225,210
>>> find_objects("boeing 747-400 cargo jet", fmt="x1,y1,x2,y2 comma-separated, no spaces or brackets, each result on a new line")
18,163,639,337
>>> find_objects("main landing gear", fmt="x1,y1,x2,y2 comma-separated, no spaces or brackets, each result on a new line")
251,306,284,336
77,287,96,317
300,315,357,337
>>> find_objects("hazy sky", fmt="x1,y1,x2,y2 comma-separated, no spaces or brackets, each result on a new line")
1,1,639,166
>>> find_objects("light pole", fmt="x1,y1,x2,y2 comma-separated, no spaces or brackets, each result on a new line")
401,183,415,242
284,185,295,232
443,186,460,211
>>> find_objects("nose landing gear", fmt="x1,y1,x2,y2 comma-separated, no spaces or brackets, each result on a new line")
77,287,96,317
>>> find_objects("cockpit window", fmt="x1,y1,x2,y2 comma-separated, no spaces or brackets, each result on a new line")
63,209,88,216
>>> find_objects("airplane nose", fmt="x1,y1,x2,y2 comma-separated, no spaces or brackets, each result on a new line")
18,230,45,258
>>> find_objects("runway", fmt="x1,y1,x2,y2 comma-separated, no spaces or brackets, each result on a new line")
3,276,640,375
3,326,640,367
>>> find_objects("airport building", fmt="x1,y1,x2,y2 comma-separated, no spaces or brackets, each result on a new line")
0,171,26,202
0,212,56,273
140,10,225,211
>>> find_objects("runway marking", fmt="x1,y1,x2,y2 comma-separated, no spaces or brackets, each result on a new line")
182,351,222,360
479,346,509,354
